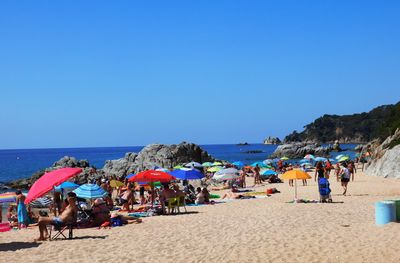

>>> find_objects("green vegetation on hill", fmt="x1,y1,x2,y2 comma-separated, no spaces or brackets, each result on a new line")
284,102,400,143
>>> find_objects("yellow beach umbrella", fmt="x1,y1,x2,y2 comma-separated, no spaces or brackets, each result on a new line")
280,156,290,160
212,162,222,166
110,180,124,188
208,166,222,172
281,170,311,200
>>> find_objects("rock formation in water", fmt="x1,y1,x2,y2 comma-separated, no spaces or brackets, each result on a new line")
263,136,281,145
270,142,332,158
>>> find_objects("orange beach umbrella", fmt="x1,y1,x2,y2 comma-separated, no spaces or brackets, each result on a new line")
281,170,311,200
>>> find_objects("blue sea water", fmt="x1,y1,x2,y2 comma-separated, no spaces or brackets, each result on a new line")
0,144,357,184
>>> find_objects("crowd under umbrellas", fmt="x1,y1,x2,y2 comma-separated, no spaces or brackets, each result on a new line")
0,152,360,237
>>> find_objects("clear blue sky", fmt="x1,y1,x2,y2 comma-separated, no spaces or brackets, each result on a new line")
1,1,400,149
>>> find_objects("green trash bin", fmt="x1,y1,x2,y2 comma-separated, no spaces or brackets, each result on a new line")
387,199,400,222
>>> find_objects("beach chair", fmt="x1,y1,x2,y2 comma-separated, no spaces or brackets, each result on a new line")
318,177,332,203
176,195,187,214
167,197,179,214
48,221,76,241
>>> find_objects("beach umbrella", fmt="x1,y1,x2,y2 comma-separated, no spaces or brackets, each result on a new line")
25,167,82,204
335,154,345,160
304,154,315,160
126,173,136,179
314,157,327,162
184,162,203,168
208,166,222,172
110,180,124,188
30,196,53,208
54,181,79,192
281,170,311,200
173,165,184,169
251,161,268,168
261,170,278,177
156,168,170,172
213,168,240,181
338,156,350,162
128,170,176,183
232,161,245,168
169,168,204,180
0,192,17,204
202,162,213,167
280,156,290,160
73,184,108,199
263,159,273,165
299,159,310,164
212,161,223,166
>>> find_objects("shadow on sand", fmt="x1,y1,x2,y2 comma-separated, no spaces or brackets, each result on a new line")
0,241,41,252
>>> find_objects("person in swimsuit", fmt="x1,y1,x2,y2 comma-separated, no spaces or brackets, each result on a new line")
16,190,28,229
340,163,351,196
35,192,77,242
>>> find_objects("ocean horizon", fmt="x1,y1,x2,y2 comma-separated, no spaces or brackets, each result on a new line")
0,143,358,184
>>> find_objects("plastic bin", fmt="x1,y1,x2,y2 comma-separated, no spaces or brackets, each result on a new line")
375,201,396,226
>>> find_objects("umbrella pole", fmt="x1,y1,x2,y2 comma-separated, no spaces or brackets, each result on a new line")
295,179,298,200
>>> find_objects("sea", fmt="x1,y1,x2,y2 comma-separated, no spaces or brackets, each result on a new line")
0,143,358,185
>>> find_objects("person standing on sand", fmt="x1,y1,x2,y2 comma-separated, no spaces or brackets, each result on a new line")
314,162,325,182
348,161,356,181
340,163,351,195
240,168,246,188
334,163,341,182
253,164,261,185
325,159,332,179
16,190,28,229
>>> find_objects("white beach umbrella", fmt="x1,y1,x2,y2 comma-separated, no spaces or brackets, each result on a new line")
213,168,240,181
184,161,203,168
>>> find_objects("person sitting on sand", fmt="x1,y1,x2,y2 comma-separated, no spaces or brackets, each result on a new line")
195,187,205,204
35,192,78,241
202,187,210,203
91,198,110,227
7,205,18,227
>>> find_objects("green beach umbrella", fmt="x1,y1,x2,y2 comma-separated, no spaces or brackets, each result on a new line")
338,156,350,162
280,156,290,160
173,165,184,169
202,162,213,167
212,161,223,166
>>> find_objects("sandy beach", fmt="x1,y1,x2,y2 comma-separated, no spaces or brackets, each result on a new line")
1,170,400,263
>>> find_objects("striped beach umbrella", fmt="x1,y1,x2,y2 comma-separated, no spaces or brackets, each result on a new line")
73,184,108,199
0,192,17,204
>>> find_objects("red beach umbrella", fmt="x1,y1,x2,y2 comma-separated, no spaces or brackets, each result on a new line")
25,167,82,204
128,170,176,183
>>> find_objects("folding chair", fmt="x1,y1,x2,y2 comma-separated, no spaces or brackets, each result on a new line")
177,196,187,213
49,221,75,241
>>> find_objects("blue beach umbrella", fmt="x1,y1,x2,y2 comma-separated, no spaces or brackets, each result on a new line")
314,157,327,162
126,173,136,179
251,161,270,168
261,170,278,177
73,184,108,199
232,161,245,168
54,181,79,192
169,168,204,180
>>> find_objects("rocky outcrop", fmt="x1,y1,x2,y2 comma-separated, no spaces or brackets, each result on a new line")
270,143,332,158
8,142,216,189
263,136,281,145
364,128,400,178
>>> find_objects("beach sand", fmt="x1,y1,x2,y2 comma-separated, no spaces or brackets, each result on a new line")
1,170,400,263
